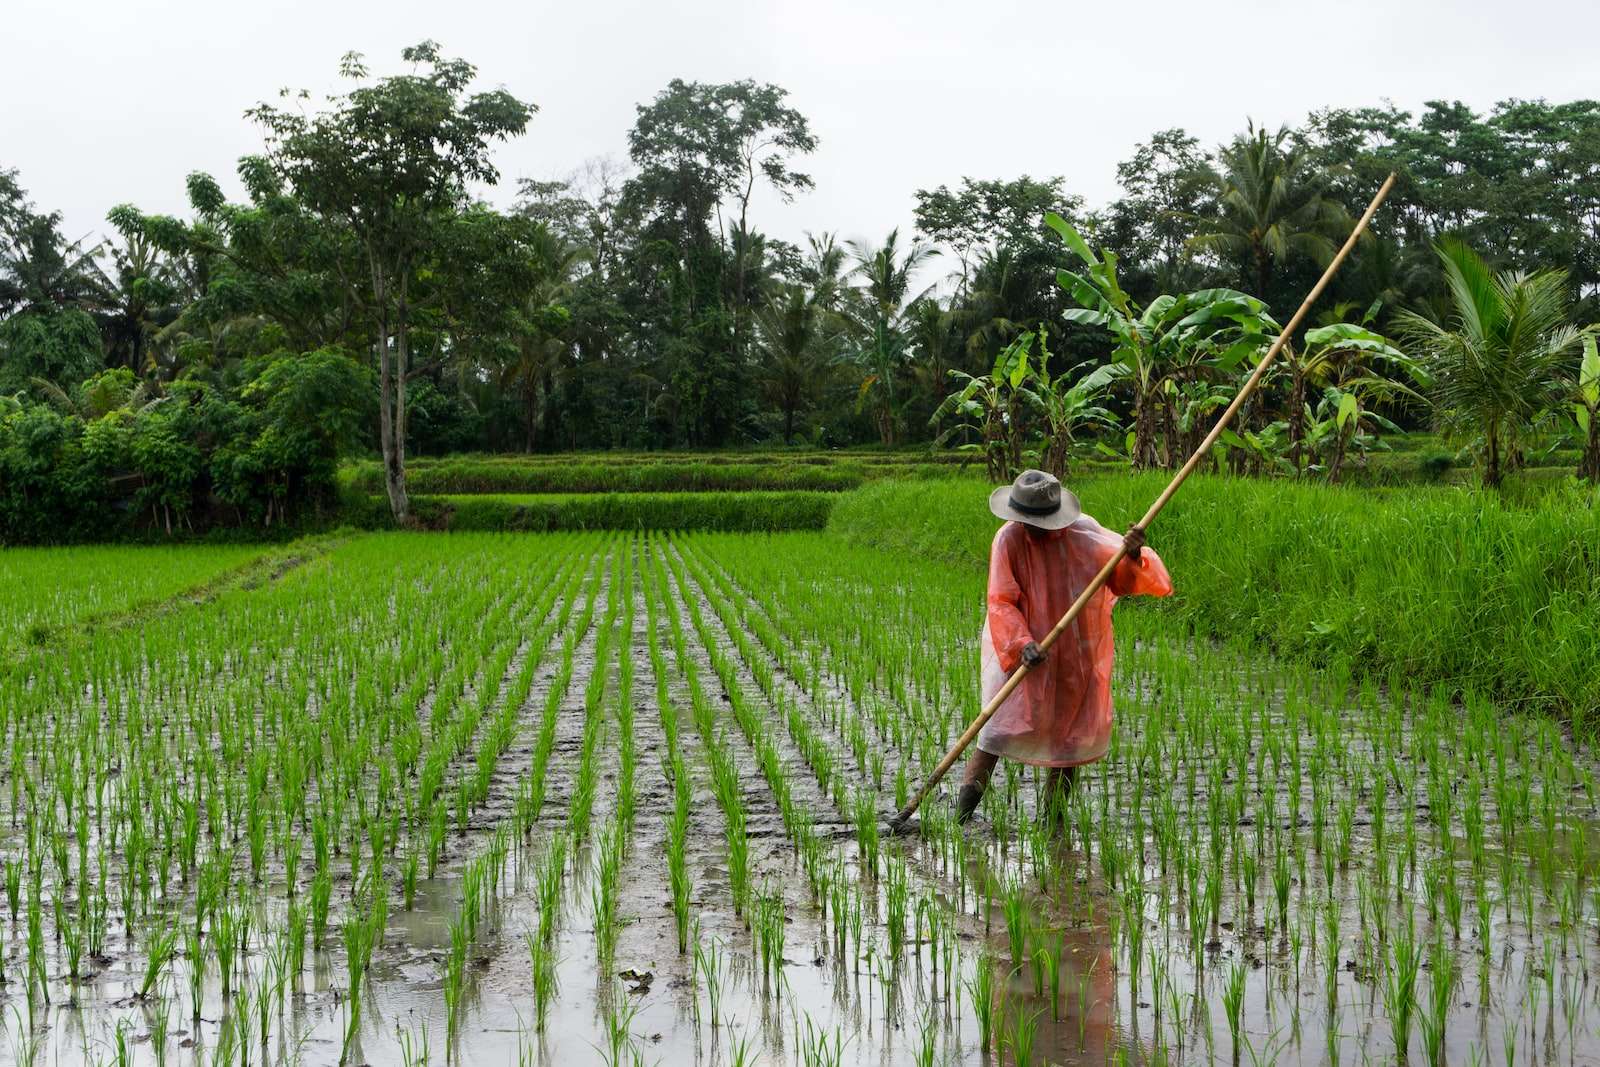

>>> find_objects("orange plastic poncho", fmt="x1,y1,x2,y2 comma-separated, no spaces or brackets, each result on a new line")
977,515,1173,768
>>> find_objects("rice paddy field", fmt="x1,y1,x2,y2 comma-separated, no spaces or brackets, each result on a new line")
5,494,1600,1065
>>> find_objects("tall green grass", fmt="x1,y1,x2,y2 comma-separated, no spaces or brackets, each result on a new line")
350,491,835,533
830,475,1600,729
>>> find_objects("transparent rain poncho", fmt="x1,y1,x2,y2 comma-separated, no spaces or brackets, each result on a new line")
976,516,1173,768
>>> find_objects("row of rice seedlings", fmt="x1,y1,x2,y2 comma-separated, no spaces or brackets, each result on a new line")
593,540,639,970
644,541,756,921
640,540,698,955
510,541,616,1038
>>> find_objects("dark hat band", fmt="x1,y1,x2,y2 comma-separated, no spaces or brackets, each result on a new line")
1008,495,1061,516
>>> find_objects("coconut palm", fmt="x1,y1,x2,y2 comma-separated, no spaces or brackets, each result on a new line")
754,282,841,443
99,229,182,374
500,226,581,451
847,228,938,446
1397,240,1583,488
1188,123,1350,303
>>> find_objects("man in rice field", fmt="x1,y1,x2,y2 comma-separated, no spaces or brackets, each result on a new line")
956,469,1173,826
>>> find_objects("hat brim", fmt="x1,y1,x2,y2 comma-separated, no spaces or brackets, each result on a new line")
988,484,1081,530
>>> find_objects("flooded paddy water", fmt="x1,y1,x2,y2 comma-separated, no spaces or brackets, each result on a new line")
3,530,1596,1065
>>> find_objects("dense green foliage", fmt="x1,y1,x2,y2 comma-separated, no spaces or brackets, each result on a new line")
831,476,1600,725
0,352,368,542
7,47,1600,533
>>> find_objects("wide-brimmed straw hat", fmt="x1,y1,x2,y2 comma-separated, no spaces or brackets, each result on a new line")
988,469,1081,530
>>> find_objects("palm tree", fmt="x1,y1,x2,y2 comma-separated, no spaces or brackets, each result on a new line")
99,230,182,374
501,226,580,451
847,228,937,446
1397,240,1583,488
951,245,1029,369
754,282,840,443
1188,123,1350,303
0,209,106,316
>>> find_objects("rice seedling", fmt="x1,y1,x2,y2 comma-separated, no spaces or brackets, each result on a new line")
398,1020,431,1067
1383,916,1421,1062
963,951,998,1054
524,931,559,1032
694,933,727,1029
1222,960,1247,1059
753,883,787,990
1418,934,1456,1065
794,1013,846,1067
596,980,645,1067
1008,1003,1042,1067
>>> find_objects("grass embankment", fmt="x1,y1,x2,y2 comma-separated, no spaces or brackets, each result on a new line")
349,491,836,533
0,542,270,651
831,475,1600,730
343,457,958,495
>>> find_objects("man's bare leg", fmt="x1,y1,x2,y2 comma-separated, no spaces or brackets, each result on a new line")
956,748,999,823
1043,765,1078,831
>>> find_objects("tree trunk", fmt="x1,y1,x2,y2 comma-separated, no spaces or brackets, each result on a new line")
1288,370,1306,476
374,267,409,525
526,380,538,453
390,269,412,523
1484,422,1502,489
1171,398,1184,470
1132,392,1157,471
1582,419,1600,484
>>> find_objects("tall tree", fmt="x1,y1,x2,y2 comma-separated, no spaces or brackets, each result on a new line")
0,171,108,393
1189,123,1350,307
623,78,816,428
1101,129,1217,296
913,176,1079,291
848,229,937,446
247,42,535,522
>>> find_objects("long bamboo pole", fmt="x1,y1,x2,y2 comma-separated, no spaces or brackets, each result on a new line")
888,172,1397,832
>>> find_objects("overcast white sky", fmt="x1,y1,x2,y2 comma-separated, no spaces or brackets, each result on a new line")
5,0,1599,268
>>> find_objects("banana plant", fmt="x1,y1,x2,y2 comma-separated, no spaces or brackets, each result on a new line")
1283,318,1424,475
1574,335,1600,483
1219,420,1294,475
928,330,1036,482
1045,212,1276,470
1307,384,1404,482
1018,327,1119,479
